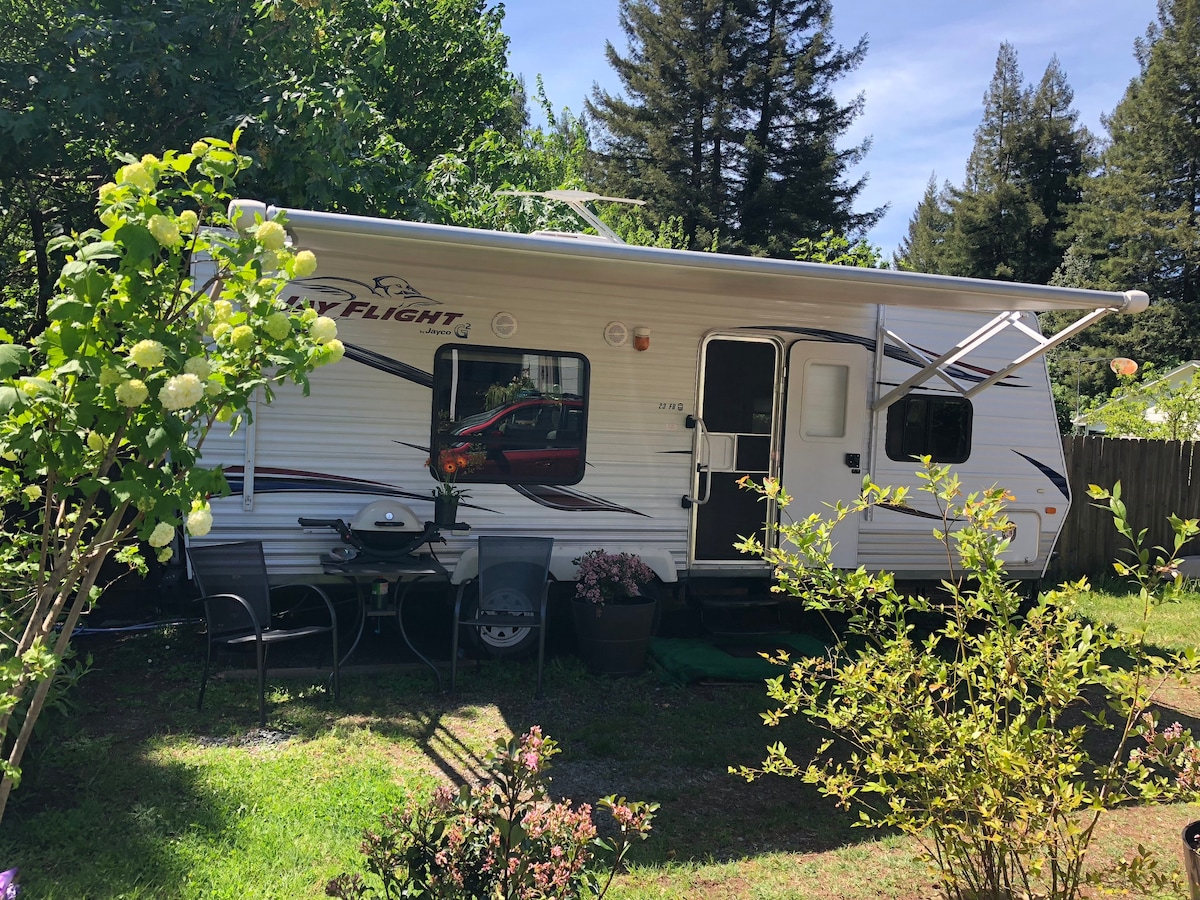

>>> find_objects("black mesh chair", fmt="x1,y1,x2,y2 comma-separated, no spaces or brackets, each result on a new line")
451,536,554,698
190,540,339,726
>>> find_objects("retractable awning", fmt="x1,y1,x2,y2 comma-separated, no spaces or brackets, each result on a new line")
229,200,1149,402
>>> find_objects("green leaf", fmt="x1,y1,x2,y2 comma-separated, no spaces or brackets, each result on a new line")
0,345,31,379
47,297,91,324
113,222,159,265
0,386,26,414
80,240,120,261
145,427,170,456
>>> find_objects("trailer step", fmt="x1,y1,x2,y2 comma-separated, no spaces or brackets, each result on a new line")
697,596,786,637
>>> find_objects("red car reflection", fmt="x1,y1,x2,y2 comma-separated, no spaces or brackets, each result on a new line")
440,397,584,481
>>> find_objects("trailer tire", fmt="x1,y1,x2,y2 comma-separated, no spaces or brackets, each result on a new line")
458,581,540,659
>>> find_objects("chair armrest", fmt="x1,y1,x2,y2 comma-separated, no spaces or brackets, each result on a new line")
269,582,338,627
196,593,264,639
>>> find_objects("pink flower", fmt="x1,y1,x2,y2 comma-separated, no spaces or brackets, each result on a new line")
573,549,655,605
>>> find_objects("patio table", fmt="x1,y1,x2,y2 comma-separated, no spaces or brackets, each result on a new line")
321,554,450,689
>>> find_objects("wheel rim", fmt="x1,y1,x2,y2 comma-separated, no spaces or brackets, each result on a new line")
477,588,534,649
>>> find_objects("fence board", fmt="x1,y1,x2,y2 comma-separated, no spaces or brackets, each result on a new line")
1050,435,1200,579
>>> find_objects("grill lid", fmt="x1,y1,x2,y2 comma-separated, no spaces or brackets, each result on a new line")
349,499,422,534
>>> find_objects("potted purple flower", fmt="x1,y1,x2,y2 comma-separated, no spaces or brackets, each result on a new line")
571,550,657,676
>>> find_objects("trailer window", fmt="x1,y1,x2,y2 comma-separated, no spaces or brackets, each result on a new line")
885,395,973,463
431,345,589,485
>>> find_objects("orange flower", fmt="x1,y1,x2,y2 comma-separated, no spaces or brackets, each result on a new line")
453,453,470,470
441,459,458,475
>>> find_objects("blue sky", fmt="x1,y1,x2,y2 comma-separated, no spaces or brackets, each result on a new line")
503,0,1160,256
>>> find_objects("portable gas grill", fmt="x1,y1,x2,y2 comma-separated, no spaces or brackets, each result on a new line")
299,498,443,566
298,499,453,684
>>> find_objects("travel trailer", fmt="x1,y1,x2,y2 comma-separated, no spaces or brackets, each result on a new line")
192,199,1147,632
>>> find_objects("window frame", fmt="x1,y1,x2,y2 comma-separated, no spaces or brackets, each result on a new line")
430,343,591,487
884,393,974,464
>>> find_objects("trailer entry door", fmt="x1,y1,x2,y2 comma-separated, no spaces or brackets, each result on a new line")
688,336,781,568
780,341,868,568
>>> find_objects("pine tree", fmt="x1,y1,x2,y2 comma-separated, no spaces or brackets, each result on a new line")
587,0,880,255
587,0,744,249
1071,0,1200,310
943,44,1040,280
913,44,1089,283
736,0,881,256
896,174,954,272
1022,58,1093,283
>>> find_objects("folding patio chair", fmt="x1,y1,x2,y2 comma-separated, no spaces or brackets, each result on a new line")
190,540,339,726
451,536,554,698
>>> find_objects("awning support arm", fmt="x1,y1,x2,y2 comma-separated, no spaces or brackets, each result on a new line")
871,304,1121,411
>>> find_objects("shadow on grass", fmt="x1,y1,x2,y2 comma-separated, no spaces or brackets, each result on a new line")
0,631,256,897
1,611,875,898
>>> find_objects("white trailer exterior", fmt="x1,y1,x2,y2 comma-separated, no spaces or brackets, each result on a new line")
192,201,1148,587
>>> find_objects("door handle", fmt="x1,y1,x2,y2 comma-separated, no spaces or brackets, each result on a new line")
682,416,713,508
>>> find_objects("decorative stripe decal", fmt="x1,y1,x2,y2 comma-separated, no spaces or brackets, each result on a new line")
339,348,643,515
224,466,415,497
222,466,495,515
1012,450,1071,500
876,501,957,522
751,326,1023,387
344,343,433,387
513,485,649,515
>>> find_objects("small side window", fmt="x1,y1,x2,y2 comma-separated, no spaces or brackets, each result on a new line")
885,395,973,463
431,345,589,485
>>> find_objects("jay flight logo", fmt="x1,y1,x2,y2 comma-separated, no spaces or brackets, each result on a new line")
283,275,469,334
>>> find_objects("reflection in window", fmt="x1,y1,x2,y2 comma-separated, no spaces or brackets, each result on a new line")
432,345,589,485
885,394,973,463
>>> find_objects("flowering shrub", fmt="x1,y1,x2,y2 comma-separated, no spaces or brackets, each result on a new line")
733,464,1200,900
0,134,340,823
325,727,656,900
573,550,654,606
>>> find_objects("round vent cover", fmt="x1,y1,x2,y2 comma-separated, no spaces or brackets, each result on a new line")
604,321,629,347
491,312,518,338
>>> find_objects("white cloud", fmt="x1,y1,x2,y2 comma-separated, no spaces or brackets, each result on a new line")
504,0,1159,255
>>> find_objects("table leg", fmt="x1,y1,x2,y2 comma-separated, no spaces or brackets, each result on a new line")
340,582,368,668
395,576,444,690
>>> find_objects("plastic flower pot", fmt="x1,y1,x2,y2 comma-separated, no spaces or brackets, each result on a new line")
1183,820,1200,900
433,495,459,527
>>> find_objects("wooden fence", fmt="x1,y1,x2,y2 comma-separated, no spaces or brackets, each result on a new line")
1050,435,1200,579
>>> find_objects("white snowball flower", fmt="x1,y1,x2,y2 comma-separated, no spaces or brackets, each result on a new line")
159,373,205,411
128,339,165,369
186,503,213,537
293,250,317,277
310,316,338,344
184,355,212,379
148,522,175,547
116,379,149,408
256,220,287,251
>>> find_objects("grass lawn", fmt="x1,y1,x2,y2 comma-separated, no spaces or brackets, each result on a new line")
3,581,1200,899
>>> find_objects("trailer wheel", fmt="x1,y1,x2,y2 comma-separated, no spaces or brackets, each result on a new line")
459,582,540,658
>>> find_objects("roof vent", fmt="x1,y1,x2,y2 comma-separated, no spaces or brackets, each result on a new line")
604,321,629,347
492,312,518,339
